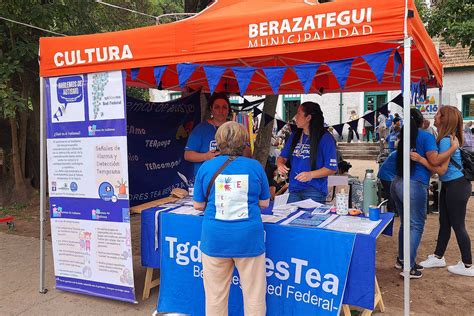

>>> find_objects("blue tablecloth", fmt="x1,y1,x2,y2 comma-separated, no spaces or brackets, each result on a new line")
141,206,394,310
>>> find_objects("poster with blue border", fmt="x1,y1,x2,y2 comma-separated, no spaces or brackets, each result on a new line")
45,70,136,303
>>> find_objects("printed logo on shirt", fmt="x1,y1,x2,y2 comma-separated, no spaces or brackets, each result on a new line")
293,143,310,159
209,140,218,151
214,174,249,220
330,158,338,167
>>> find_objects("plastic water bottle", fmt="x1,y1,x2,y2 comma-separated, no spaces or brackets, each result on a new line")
363,169,378,216
336,189,349,215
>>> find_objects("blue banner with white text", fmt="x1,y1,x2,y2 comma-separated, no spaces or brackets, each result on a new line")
158,213,355,315
126,92,201,206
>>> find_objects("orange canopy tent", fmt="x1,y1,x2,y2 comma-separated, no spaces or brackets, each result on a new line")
39,0,442,94
39,1,442,313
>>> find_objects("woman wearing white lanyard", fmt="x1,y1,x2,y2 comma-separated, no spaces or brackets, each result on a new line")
277,102,338,204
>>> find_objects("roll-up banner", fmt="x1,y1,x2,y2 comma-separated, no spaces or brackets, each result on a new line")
45,70,136,303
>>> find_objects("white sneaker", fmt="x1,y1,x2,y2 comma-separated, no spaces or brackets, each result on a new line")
447,262,474,277
420,254,446,268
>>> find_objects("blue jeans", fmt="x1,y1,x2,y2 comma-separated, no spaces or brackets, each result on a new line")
391,176,428,268
288,187,327,204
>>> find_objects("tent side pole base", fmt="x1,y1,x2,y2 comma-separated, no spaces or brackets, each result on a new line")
402,37,412,316
39,77,48,294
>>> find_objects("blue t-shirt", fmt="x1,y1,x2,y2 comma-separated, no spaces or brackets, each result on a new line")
378,151,397,181
185,121,218,177
280,131,337,195
194,156,270,257
409,129,438,185
386,114,394,128
438,137,464,182
386,131,399,151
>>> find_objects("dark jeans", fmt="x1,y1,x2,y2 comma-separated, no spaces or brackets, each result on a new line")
348,128,359,143
391,177,428,268
288,187,327,204
434,177,472,264
381,179,396,213
365,126,374,142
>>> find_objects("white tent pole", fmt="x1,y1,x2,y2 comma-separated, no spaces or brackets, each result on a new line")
402,37,412,316
39,77,48,294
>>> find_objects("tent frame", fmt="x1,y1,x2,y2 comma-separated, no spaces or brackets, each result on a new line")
38,2,443,315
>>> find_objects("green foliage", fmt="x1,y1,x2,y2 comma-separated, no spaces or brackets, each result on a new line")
426,0,474,56
0,0,184,119
126,86,150,101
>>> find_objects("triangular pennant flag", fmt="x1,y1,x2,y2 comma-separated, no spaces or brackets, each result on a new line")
131,68,140,81
362,49,392,84
177,63,198,88
332,124,344,136
262,67,287,95
363,111,376,126
378,104,389,117
153,66,166,86
390,93,403,107
290,124,298,133
293,63,320,93
232,67,256,96
347,118,359,131
276,119,286,132
327,59,354,90
264,113,274,127
253,107,262,117
393,50,402,79
203,65,227,95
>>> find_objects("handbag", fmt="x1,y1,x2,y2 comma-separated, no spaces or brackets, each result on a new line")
203,156,237,207
450,148,474,181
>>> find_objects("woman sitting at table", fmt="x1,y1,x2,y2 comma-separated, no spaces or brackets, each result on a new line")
193,121,270,316
277,102,338,204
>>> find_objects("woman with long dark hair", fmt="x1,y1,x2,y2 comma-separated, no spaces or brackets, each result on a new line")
391,108,457,279
277,102,337,204
412,106,473,277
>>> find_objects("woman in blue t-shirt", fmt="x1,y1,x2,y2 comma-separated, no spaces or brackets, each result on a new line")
184,93,230,177
193,121,270,315
277,102,338,204
391,108,458,279
412,106,473,277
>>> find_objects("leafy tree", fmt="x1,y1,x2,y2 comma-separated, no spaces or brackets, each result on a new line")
425,0,474,56
0,0,183,203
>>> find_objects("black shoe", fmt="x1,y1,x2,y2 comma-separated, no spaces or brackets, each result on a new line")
400,268,423,279
394,257,424,271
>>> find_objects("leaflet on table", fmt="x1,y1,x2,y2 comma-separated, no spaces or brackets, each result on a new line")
170,206,203,215
51,218,134,300
324,216,381,235
286,213,339,228
261,214,285,223
273,192,289,208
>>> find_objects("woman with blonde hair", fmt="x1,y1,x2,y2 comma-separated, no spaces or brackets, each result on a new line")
412,106,473,276
193,121,270,315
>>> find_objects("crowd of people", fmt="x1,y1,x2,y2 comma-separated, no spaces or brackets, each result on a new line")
182,93,473,314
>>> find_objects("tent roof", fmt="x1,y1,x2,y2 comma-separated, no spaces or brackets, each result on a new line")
39,0,442,94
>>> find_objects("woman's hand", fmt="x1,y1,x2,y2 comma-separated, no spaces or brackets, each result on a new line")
277,163,289,175
410,152,423,162
295,171,313,182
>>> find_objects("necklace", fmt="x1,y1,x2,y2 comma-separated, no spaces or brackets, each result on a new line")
294,134,309,157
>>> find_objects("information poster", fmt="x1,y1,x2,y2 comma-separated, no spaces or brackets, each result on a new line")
45,70,136,303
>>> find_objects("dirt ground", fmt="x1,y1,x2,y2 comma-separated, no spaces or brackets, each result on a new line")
1,159,473,315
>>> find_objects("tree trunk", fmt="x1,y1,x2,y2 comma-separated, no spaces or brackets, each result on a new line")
9,117,24,189
19,110,29,178
253,95,279,166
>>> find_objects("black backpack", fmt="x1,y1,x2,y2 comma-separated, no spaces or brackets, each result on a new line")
450,148,474,181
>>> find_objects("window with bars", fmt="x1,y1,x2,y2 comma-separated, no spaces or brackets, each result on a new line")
462,94,474,119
